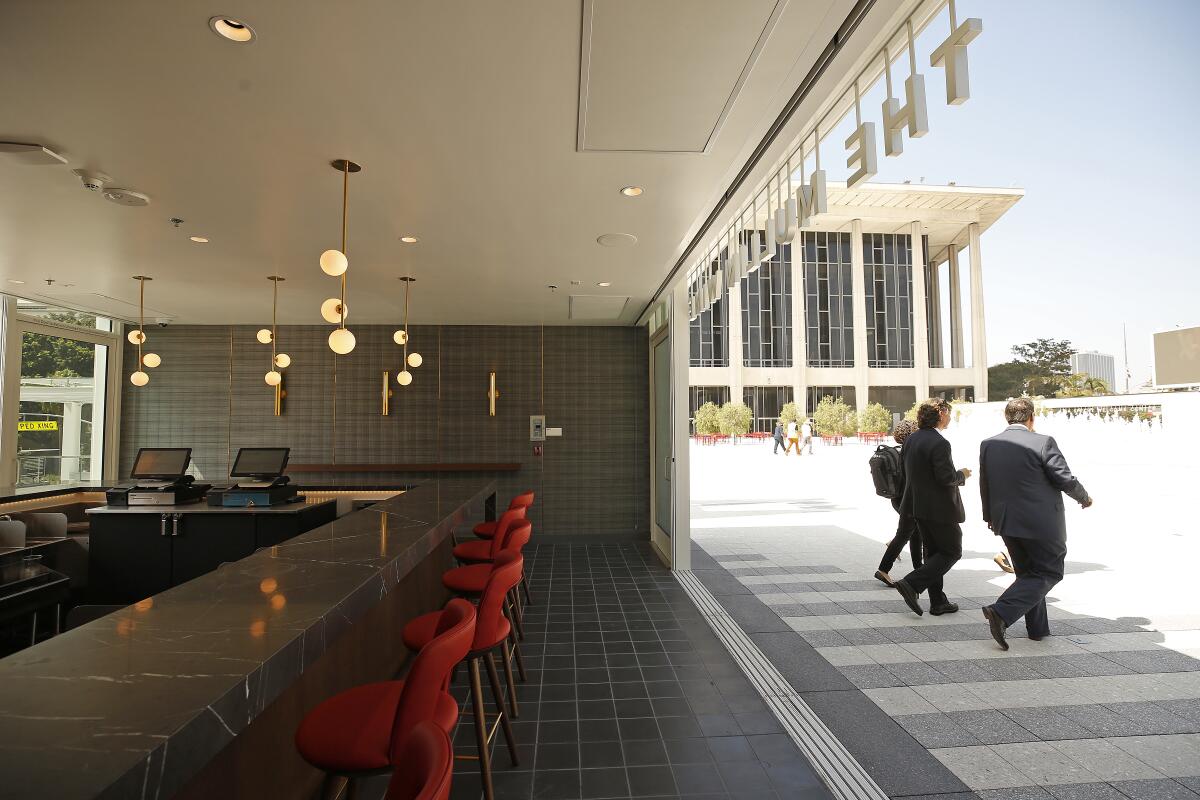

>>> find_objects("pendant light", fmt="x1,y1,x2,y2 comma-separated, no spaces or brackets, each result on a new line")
321,158,360,354
395,276,421,385
128,275,159,386
263,276,290,385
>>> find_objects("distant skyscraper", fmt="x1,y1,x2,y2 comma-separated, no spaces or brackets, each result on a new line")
1071,351,1116,391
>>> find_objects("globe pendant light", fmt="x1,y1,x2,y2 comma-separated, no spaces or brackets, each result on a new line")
263,276,290,385
395,276,421,385
320,158,360,354
128,275,158,386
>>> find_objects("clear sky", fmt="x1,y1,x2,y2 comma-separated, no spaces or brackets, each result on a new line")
824,0,1200,388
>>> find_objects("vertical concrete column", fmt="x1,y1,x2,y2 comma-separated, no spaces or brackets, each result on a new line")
849,219,869,412
910,223,930,403
62,401,82,481
968,222,988,401
928,257,942,368
948,245,965,369
789,239,807,413
725,279,744,404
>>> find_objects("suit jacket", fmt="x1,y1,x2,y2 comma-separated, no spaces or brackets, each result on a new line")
979,424,1089,542
899,428,966,523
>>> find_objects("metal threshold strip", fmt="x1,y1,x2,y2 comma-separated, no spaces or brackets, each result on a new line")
675,571,888,800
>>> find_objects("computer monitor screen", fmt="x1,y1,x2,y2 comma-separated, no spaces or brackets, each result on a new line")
130,448,191,478
230,447,290,478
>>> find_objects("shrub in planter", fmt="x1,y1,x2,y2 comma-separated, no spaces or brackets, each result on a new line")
694,402,721,435
859,402,892,434
813,396,857,437
718,401,753,436
778,401,802,430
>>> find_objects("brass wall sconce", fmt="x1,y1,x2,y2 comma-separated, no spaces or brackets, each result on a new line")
488,371,500,417
382,371,395,416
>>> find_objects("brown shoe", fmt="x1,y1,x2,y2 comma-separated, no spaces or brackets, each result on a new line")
874,570,895,588
994,552,1015,574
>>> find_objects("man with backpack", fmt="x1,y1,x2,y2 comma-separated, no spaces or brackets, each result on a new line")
870,419,922,587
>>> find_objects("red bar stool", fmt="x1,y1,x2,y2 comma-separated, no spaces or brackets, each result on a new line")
471,491,534,540
386,722,453,800
452,506,524,565
403,552,525,800
444,521,531,639
295,599,475,800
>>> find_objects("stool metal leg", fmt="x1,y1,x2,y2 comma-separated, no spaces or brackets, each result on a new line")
521,573,532,606
500,639,521,710
511,638,528,682
484,652,519,763
468,657,495,800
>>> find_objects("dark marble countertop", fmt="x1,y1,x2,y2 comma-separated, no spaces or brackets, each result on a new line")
0,482,112,504
0,477,494,800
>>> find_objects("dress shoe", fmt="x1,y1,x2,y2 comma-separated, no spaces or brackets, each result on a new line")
1028,632,1049,642
894,579,923,616
874,570,895,588
929,602,959,616
994,552,1015,574
983,605,1009,651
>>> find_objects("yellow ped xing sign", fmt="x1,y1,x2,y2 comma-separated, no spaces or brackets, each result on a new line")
18,421,58,431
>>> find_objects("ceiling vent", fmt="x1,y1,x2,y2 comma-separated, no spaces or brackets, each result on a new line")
569,295,629,321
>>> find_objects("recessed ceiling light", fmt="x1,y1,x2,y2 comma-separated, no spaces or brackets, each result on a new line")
620,186,644,197
596,232,637,248
597,281,612,287
189,236,209,243
8,279,25,285
400,236,419,243
209,16,255,43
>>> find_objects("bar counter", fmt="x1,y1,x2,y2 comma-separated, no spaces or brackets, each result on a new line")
0,476,495,800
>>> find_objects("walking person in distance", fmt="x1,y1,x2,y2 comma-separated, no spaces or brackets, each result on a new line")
785,418,799,454
979,397,1093,650
773,421,786,455
800,417,814,455
893,398,970,616
873,419,923,587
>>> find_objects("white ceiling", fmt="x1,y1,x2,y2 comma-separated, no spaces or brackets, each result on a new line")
0,0,862,326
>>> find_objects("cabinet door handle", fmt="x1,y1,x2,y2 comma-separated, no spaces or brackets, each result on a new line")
160,515,169,536
172,515,181,537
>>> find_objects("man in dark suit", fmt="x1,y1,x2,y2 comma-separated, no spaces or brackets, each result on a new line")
979,397,1092,649
894,398,972,616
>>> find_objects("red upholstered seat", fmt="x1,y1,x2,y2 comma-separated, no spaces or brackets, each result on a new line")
401,611,441,653
386,721,454,800
442,563,491,594
472,492,534,539
295,681,458,773
407,553,521,653
295,599,475,778
450,538,492,563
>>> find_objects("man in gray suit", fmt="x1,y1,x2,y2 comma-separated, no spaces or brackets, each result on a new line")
979,397,1093,650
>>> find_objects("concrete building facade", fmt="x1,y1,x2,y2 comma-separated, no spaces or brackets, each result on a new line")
688,182,1022,429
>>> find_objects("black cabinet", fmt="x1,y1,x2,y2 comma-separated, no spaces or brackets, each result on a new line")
88,501,337,602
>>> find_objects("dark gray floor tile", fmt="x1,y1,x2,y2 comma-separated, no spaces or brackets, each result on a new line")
1102,649,1200,674
670,761,722,796
715,760,774,792
695,571,753,597
945,709,1036,744
579,767,628,799
838,663,904,689
706,735,756,762
933,659,1000,682
1156,697,1200,725
799,690,970,797
1046,783,1127,800
796,630,853,648
733,711,782,735
532,768,582,800
579,740,623,769
718,595,792,634
1000,706,1093,741
885,661,951,686
1104,701,1199,735
1110,778,1200,799
977,788,1054,800
896,713,981,748
748,632,854,692
663,737,712,764
839,628,891,645
625,765,676,796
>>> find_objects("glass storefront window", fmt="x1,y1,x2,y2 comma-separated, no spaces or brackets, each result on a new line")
16,330,108,486
15,299,112,332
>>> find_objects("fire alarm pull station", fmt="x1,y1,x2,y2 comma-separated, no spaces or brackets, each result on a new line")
530,415,546,441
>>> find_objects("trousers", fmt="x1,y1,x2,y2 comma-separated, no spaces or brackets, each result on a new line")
992,535,1066,638
902,519,961,606
879,507,922,573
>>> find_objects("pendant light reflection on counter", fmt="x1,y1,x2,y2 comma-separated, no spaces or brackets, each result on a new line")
319,158,360,354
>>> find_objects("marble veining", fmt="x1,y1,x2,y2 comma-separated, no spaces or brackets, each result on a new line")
0,477,493,800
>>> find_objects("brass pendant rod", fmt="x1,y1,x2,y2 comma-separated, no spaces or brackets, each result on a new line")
271,277,278,366
137,276,144,367
339,161,348,329
403,278,411,361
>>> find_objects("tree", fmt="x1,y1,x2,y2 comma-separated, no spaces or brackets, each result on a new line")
904,402,920,422
20,331,96,378
988,360,1032,401
858,402,892,434
694,402,721,435
1011,338,1075,396
777,401,801,429
1056,373,1112,398
717,401,752,436
812,396,857,437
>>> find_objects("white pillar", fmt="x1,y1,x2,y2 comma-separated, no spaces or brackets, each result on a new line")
948,245,965,369
849,219,869,412
910,223,930,403
789,238,807,415
61,402,82,481
726,279,744,404
928,258,942,368
968,222,988,401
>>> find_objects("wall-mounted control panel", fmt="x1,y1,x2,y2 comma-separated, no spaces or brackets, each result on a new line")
529,415,546,442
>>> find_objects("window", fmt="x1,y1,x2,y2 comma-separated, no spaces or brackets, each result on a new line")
802,232,854,367
742,386,792,433
15,299,112,332
689,259,728,367
867,386,916,417
741,236,792,367
862,233,914,368
805,386,856,415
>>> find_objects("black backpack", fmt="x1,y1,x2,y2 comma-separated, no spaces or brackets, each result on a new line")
869,445,903,499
